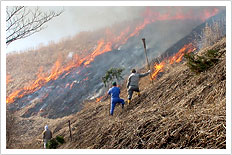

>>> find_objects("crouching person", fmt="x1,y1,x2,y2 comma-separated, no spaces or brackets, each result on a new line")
43,125,52,149
108,82,125,116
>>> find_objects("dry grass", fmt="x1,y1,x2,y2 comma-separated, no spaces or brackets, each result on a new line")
7,37,226,149
197,19,225,49
6,19,140,96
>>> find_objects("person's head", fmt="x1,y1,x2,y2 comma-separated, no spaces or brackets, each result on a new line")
45,125,48,131
131,69,136,73
112,81,117,86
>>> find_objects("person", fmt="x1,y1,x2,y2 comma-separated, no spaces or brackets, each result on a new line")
107,81,125,116
127,69,151,104
42,125,52,149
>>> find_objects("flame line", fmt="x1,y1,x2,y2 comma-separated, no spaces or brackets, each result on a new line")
152,43,197,80
6,7,218,104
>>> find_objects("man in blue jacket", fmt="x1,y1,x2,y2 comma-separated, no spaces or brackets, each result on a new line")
108,81,125,116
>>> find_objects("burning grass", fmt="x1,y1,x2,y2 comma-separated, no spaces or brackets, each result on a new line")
6,7,220,105
151,42,197,79
9,37,226,149
87,38,226,149
5,9,225,149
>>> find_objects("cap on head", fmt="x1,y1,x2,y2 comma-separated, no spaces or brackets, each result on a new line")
45,125,48,130
131,69,136,73
112,81,117,86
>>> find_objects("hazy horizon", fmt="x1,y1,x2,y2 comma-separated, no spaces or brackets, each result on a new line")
5,5,225,53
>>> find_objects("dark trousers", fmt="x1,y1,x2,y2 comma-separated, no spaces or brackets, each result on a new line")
127,86,140,100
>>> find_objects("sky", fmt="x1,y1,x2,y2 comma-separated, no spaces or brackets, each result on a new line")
5,5,225,53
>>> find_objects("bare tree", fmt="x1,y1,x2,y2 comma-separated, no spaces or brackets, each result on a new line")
6,6,63,45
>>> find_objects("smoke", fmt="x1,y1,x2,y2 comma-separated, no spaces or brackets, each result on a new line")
6,6,225,53
58,6,225,35
64,6,144,31
7,5,226,118
43,6,225,45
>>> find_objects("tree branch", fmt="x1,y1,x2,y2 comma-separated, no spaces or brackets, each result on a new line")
6,6,64,45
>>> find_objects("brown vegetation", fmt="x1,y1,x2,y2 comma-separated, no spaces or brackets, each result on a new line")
7,37,226,149
6,19,140,96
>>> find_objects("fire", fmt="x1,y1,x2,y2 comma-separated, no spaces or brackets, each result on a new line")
6,56,82,104
70,80,77,89
96,96,104,102
144,7,219,22
152,43,197,80
83,40,112,66
152,61,166,79
6,7,218,104
169,43,196,64
201,8,219,21
65,83,70,89
6,90,21,103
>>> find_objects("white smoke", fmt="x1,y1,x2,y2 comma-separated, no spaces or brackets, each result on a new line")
6,6,225,53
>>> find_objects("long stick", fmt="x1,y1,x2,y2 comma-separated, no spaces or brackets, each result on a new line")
142,38,154,84
68,120,72,141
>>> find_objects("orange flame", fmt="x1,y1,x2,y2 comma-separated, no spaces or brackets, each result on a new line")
152,61,166,79
70,81,77,89
6,7,217,104
96,96,104,102
201,8,219,21
152,43,196,80
143,7,219,22
65,83,70,89
83,40,112,66
169,43,196,64
6,56,82,104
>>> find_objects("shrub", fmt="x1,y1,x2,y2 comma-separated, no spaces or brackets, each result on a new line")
47,138,59,149
184,49,219,74
102,67,124,87
56,135,65,144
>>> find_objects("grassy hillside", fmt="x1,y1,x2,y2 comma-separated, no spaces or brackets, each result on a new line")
6,19,139,96
7,37,226,149
6,29,103,95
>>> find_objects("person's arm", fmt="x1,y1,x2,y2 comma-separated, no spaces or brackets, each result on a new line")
102,92,110,101
107,89,111,95
127,76,131,88
102,89,111,101
139,70,151,78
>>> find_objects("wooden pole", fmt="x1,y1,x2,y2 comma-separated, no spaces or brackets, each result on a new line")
68,120,72,141
142,38,154,84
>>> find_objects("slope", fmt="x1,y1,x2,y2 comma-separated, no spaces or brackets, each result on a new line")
17,37,226,149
